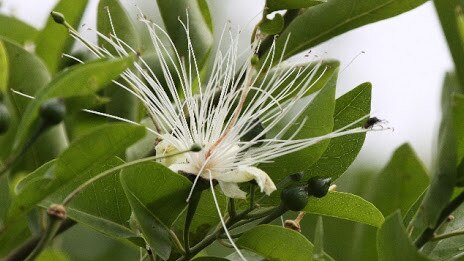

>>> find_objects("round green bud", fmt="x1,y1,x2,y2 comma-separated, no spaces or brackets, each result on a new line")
51,11,65,24
281,186,308,211
190,144,202,152
307,176,332,198
0,103,11,134
40,98,66,125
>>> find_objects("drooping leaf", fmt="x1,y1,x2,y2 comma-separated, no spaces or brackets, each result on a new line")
35,0,89,74
377,211,430,261
237,225,332,261
98,0,140,122
306,82,371,180
0,15,38,44
266,0,325,11
13,56,134,151
305,191,384,227
260,0,427,65
260,68,337,181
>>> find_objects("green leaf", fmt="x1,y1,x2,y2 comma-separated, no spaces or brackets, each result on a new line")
13,56,134,151
192,257,229,261
98,0,140,122
434,0,464,88
313,217,325,261
261,0,427,65
47,157,136,238
428,202,464,259
305,191,384,227
36,248,70,261
259,14,284,35
377,211,430,261
266,0,325,11
306,82,371,180
35,0,89,74
367,143,429,216
156,0,213,67
0,38,68,168
0,14,38,44
413,72,459,232
0,41,7,94
237,225,330,261
9,124,145,222
122,180,172,260
454,94,464,184
260,69,337,181
120,161,192,227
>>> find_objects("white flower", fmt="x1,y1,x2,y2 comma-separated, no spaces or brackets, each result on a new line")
69,14,376,200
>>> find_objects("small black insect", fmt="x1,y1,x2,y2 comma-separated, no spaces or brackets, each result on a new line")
363,117,382,129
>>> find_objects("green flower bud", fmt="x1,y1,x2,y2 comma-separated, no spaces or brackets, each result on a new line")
190,144,202,152
251,55,259,66
307,176,332,198
51,11,65,24
0,103,11,134
40,98,66,125
281,186,308,211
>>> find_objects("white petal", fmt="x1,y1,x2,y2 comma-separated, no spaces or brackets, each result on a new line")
213,166,277,196
155,135,187,166
169,163,197,175
241,166,277,196
219,181,247,199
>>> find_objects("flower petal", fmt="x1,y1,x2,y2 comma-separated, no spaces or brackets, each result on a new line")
219,181,247,199
169,163,197,175
213,166,277,196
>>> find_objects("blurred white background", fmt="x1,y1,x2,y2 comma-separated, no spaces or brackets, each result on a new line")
0,0,453,169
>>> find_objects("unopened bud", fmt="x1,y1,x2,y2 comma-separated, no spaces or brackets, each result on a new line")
190,144,202,152
40,98,66,125
51,11,65,24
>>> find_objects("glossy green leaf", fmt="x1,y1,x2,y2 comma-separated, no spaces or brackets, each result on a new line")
266,0,325,11
9,124,145,222
122,179,172,260
306,82,371,180
260,69,336,181
46,157,136,238
120,161,191,260
238,225,330,261
413,72,459,232
13,56,134,151
0,41,7,94
156,0,213,67
377,212,430,261
261,0,427,65
0,216,30,256
35,0,89,74
259,14,284,35
434,0,464,88
0,38,68,168
98,0,140,122
305,191,384,227
367,143,429,216
120,161,192,227
0,14,38,44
